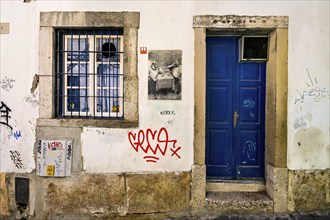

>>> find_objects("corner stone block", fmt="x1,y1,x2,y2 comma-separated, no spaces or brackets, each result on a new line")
191,165,206,209
38,75,54,118
266,164,288,212
288,169,330,211
127,172,191,213
39,27,53,76
0,173,9,216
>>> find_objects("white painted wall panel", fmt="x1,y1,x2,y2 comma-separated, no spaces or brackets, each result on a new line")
0,1,328,172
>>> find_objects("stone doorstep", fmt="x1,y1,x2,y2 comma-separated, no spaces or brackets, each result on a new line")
206,180,266,192
206,192,273,213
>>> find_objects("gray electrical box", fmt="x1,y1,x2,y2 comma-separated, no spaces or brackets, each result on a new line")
15,177,29,205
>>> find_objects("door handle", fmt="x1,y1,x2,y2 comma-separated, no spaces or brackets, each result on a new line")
234,111,239,128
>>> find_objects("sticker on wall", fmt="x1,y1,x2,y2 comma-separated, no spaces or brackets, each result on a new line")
36,140,72,177
140,47,147,54
148,50,182,100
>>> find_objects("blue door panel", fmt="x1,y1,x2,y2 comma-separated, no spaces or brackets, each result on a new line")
207,130,230,165
206,36,266,180
209,45,230,80
208,39,234,81
239,62,262,81
206,129,232,178
208,87,230,123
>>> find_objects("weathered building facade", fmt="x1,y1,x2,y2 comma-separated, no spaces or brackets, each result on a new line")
0,1,329,219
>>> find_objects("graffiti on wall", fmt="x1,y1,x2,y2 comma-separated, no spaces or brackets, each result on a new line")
243,141,256,161
160,110,176,116
0,76,15,92
243,99,256,108
7,130,22,140
10,150,23,169
0,101,13,130
161,118,179,128
294,69,329,104
159,110,181,128
128,127,182,163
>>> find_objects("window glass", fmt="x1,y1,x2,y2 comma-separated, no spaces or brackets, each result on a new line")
67,89,89,112
242,36,268,60
97,64,119,87
67,38,89,61
67,64,89,87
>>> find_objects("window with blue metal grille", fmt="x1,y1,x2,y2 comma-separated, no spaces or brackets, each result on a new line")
55,29,124,118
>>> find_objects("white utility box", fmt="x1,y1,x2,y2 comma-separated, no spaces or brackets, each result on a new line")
36,140,72,177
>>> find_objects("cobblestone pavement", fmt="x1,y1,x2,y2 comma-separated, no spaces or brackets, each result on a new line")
1,210,330,219
183,210,330,220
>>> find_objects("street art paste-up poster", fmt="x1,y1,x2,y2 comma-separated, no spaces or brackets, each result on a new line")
36,140,72,177
148,50,182,100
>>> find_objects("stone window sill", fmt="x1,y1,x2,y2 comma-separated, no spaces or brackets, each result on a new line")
37,118,138,128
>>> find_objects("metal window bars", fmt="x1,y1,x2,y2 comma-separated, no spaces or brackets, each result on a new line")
55,29,124,119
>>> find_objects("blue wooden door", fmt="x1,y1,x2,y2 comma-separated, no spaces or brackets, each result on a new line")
206,36,266,179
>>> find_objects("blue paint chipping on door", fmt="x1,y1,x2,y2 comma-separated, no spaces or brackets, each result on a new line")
206,37,266,179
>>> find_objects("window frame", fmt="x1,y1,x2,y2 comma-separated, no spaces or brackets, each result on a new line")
239,35,269,62
57,30,124,118
39,12,139,128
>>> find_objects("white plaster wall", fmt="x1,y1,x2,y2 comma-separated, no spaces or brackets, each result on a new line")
0,1,328,173
0,1,39,172
286,1,329,170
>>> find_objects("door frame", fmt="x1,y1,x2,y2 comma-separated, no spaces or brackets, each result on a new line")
192,15,288,212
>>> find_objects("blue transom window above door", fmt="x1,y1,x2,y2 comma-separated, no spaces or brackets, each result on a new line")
55,29,124,118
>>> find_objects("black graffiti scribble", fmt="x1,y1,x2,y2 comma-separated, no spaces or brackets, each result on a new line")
161,118,178,128
160,110,176,115
10,150,23,169
37,140,42,154
0,77,15,92
67,144,72,160
0,101,13,130
294,69,329,104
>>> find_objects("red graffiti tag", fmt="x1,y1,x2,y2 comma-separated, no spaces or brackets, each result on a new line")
128,127,181,163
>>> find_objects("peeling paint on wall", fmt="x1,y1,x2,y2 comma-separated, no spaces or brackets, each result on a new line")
23,95,39,108
30,74,39,94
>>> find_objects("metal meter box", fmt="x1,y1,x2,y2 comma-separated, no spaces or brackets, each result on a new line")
37,140,72,177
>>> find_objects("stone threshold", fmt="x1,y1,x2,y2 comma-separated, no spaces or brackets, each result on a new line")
206,191,274,214
206,179,266,192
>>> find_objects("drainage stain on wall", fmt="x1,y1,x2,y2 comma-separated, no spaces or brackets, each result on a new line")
293,126,326,167
294,112,313,130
